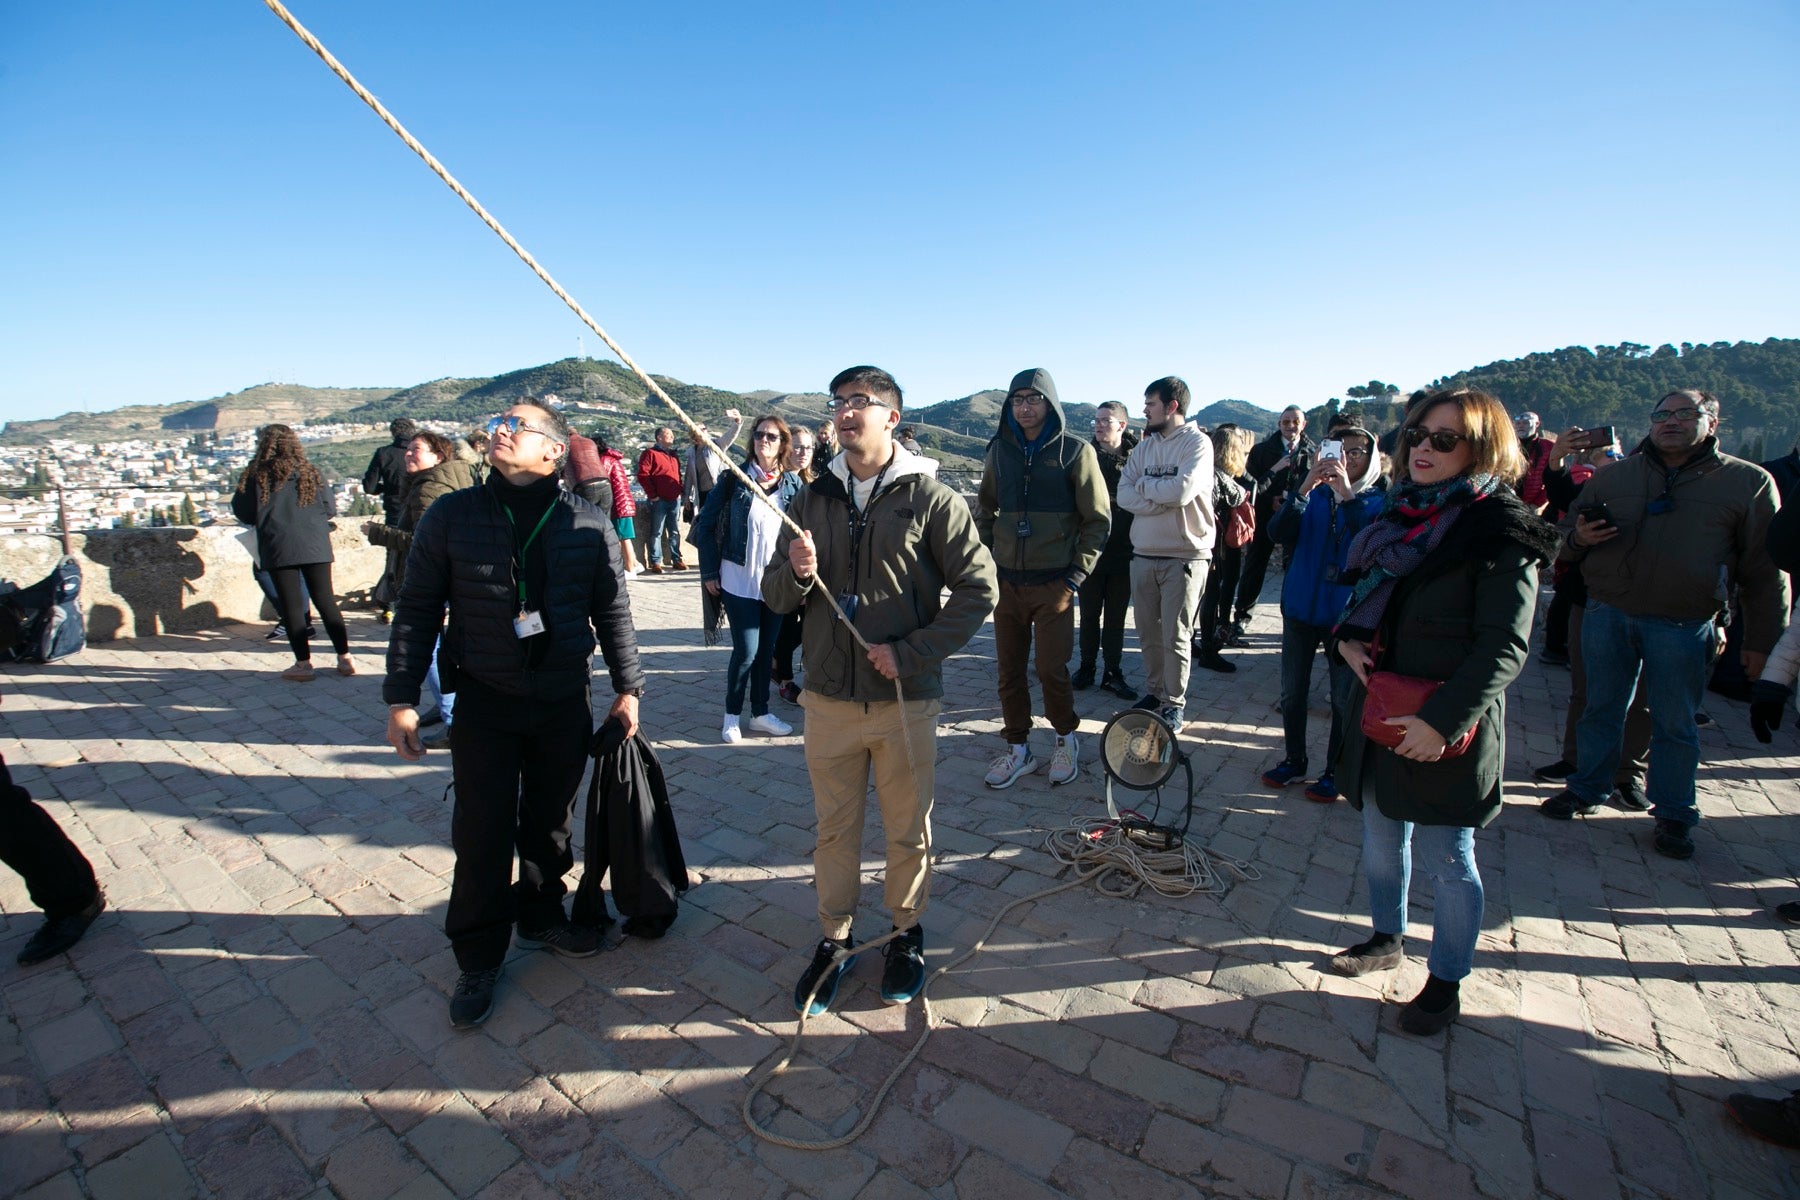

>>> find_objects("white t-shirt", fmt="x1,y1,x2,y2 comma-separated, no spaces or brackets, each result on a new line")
721,468,784,602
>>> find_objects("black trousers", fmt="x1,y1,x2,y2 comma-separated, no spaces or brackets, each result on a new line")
270,563,350,662
446,678,594,970
1199,545,1243,646
772,610,803,683
1076,568,1131,674
1233,527,1276,620
0,755,99,918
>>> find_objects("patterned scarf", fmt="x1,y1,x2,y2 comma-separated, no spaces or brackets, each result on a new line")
1334,473,1500,643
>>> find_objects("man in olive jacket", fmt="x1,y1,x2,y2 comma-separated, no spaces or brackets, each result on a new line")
764,365,997,1016
1545,389,1788,860
974,368,1109,790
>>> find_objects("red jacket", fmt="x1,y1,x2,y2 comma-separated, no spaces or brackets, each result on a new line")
637,445,684,502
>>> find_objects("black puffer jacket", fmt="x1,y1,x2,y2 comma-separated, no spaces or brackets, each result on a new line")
383,473,645,705
231,474,336,569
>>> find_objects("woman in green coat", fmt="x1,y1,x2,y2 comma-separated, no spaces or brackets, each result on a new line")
1327,388,1559,1036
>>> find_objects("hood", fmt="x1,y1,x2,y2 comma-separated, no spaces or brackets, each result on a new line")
827,442,937,491
997,367,1067,445
1336,427,1384,495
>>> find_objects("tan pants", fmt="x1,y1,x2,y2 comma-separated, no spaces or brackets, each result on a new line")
1130,556,1208,709
800,691,941,940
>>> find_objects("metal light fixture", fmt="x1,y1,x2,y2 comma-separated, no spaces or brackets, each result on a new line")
1098,709,1194,849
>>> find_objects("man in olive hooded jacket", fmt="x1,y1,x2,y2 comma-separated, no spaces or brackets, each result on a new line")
975,368,1110,790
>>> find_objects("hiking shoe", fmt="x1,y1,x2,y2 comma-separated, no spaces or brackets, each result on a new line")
1540,648,1569,667
793,935,856,1016
450,968,501,1029
645,563,665,574
745,713,794,737
1778,901,1800,925
1532,757,1576,782
984,746,1036,789
1195,648,1237,673
1261,759,1307,788
880,925,926,1006
1653,818,1695,860
517,920,603,958
281,662,315,682
1071,665,1096,690
1132,693,1161,712
1303,772,1339,804
1329,934,1403,977
16,892,104,966
1610,778,1650,812
721,716,743,744
1048,735,1079,786
1726,1091,1800,1148
777,680,802,704
1101,669,1135,700
1539,789,1601,819
1159,705,1185,730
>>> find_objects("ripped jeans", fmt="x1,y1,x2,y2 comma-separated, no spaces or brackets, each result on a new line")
1359,800,1483,982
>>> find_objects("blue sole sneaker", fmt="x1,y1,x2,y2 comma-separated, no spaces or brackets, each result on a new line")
793,936,856,1017
880,926,926,1006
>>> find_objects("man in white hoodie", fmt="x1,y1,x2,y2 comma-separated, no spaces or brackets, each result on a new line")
1116,376,1215,728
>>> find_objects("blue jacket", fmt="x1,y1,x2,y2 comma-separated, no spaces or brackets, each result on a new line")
1271,484,1385,627
694,466,803,580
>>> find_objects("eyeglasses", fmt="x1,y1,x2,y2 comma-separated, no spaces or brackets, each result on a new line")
1649,407,1702,425
792,443,815,454
486,415,556,439
1401,426,1470,453
752,431,783,443
1010,392,1048,407
826,394,892,412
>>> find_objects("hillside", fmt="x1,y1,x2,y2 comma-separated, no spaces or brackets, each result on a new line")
0,383,398,444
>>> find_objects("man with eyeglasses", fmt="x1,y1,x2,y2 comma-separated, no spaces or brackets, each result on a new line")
1074,401,1140,699
765,366,996,1014
1545,389,1787,860
975,369,1110,789
636,426,688,573
383,400,646,1028
1233,405,1315,637
1118,376,1215,730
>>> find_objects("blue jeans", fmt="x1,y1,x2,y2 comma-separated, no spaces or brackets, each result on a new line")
644,499,681,565
1569,601,1713,826
1360,800,1483,982
721,591,782,717
423,638,454,724
1279,617,1354,772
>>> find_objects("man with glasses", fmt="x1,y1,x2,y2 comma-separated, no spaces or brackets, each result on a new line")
636,426,687,573
1118,376,1215,730
1074,401,1140,699
765,366,996,1014
1234,405,1315,636
975,369,1110,789
1545,389,1787,860
383,400,645,1028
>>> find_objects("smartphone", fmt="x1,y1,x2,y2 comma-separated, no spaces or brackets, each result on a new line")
1574,425,1616,451
1319,439,1343,461
1578,502,1616,527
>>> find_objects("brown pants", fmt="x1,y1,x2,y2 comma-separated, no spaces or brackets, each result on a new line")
995,579,1078,743
801,692,941,940
1563,603,1649,782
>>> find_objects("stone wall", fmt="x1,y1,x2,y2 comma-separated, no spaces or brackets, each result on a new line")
0,526,389,641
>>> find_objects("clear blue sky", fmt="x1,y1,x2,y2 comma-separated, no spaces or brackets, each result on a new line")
2,1,1796,425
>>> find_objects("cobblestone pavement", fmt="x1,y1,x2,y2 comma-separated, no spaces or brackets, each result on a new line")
6,566,1800,1200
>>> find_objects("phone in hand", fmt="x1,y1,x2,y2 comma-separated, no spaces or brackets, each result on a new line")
1319,439,1343,461
1574,425,1616,451
1578,501,1616,527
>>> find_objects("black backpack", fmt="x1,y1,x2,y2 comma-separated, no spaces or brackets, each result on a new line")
0,556,86,663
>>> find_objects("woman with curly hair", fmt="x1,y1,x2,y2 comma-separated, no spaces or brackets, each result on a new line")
232,424,354,681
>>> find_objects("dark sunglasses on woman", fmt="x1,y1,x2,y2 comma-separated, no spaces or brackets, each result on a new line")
1401,427,1470,453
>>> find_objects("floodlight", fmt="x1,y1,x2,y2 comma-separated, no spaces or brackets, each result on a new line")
1098,709,1194,849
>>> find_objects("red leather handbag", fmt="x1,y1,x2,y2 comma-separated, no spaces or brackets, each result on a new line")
1360,671,1477,759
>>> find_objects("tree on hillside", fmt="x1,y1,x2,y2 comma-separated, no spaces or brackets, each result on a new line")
179,494,198,525
1346,381,1400,403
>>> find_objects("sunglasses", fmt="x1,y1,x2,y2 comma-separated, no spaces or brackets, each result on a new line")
486,414,556,439
753,431,783,442
1401,426,1470,453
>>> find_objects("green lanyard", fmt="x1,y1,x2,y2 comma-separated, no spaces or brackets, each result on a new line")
503,502,557,608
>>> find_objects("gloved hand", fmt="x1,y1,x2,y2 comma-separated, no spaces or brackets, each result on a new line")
1750,679,1794,744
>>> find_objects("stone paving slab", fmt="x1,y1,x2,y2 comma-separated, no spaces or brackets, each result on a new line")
4,566,1800,1198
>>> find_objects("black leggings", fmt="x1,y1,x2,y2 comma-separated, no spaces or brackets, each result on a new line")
271,563,349,662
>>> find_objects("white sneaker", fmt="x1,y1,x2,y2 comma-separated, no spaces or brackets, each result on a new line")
984,745,1037,789
721,715,743,744
745,713,793,737
1048,734,1079,786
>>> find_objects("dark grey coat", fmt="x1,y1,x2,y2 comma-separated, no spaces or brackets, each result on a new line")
232,474,335,570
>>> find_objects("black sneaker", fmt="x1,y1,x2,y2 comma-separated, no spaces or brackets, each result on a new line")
880,926,926,1006
1539,789,1601,819
794,935,856,1016
1775,902,1800,925
1101,670,1135,700
450,968,501,1029
516,920,602,958
1532,758,1576,782
1071,665,1096,690
1132,693,1161,712
16,891,104,966
1260,759,1307,788
1726,1090,1800,1148
1653,818,1695,860
1195,647,1237,674
265,625,288,642
1610,779,1650,812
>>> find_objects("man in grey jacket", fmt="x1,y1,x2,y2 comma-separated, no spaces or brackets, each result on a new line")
1544,390,1787,860
764,365,997,1017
